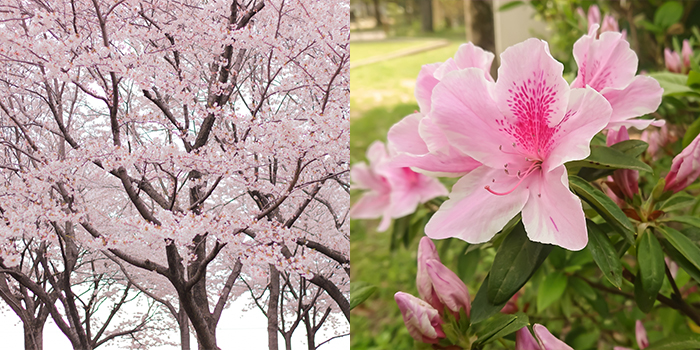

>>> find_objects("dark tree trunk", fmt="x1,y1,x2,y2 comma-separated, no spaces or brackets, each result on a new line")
468,0,497,77
24,322,43,350
372,0,382,27
178,306,191,350
268,265,280,350
420,0,433,32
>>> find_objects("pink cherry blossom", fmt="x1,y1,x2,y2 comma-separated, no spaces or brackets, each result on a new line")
664,132,700,193
572,26,663,131
516,324,573,350
394,292,445,344
350,141,447,231
387,43,490,177
424,38,612,251
607,127,639,200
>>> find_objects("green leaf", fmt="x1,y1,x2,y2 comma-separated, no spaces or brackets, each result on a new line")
349,282,377,310
569,175,636,244
687,70,700,87
634,273,656,313
610,139,649,158
586,220,624,288
682,116,700,148
657,226,700,272
648,72,696,96
654,1,683,29
638,19,664,34
567,145,652,172
661,215,700,229
645,334,700,350
637,230,665,304
537,271,567,312
498,0,524,11
473,312,529,346
658,192,696,212
457,248,481,282
569,277,597,301
662,240,700,284
470,274,507,324
488,221,553,305
390,214,411,251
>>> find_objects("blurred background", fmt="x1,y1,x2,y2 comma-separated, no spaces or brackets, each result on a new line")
351,1,700,349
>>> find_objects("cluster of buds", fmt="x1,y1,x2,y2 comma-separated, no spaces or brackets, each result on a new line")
606,126,640,203
395,237,471,347
665,39,693,74
577,4,624,38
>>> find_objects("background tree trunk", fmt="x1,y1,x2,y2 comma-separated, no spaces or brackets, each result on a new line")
421,0,433,32
268,265,280,350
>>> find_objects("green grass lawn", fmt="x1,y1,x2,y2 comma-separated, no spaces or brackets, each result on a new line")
350,39,439,62
349,40,464,120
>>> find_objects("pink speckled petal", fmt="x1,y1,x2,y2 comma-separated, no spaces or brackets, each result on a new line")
572,31,637,91
602,75,662,127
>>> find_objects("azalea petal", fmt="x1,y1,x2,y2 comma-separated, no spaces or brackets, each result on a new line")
587,5,601,29
602,75,662,126
349,191,390,220
495,38,569,126
572,30,637,91
609,118,665,131
434,43,495,82
425,166,529,243
545,86,611,172
388,113,430,156
388,188,423,219
366,140,388,165
416,63,441,112
431,69,515,168
419,116,451,154
391,153,476,177
533,324,574,350
350,162,387,191
515,327,542,350
377,214,392,232
522,166,587,251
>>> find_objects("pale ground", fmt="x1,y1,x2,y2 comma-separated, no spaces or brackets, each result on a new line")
0,295,349,350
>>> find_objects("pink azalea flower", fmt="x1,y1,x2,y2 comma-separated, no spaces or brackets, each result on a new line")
350,141,448,231
683,40,693,69
572,26,663,131
424,38,612,251
394,292,445,344
636,320,649,349
578,5,625,38
601,14,620,33
607,127,639,200
387,43,489,177
416,237,470,317
664,133,700,193
515,324,573,350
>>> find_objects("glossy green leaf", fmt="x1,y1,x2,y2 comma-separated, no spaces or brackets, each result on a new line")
390,214,411,251
498,0,524,11
473,312,529,346
610,139,649,158
634,273,656,313
658,226,700,272
645,334,700,350
637,230,665,302
586,220,623,288
661,215,700,229
654,1,683,28
569,175,635,244
648,72,696,96
537,272,567,312
349,282,377,310
682,116,700,148
659,192,696,212
457,248,480,282
662,240,700,284
470,274,507,324
687,70,700,87
488,221,553,305
567,145,652,172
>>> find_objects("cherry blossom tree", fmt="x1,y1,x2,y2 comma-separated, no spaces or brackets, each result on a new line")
0,0,349,349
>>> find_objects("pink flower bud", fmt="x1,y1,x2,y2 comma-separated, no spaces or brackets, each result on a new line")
683,39,693,70
664,133,700,193
636,320,649,349
665,48,683,73
587,5,601,32
601,14,619,33
416,237,442,310
515,324,573,350
665,256,679,279
607,127,638,199
426,259,471,317
395,292,445,344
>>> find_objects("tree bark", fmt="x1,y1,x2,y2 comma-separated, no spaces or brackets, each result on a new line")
420,0,433,32
24,322,43,350
179,306,190,350
267,265,280,350
372,0,382,27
